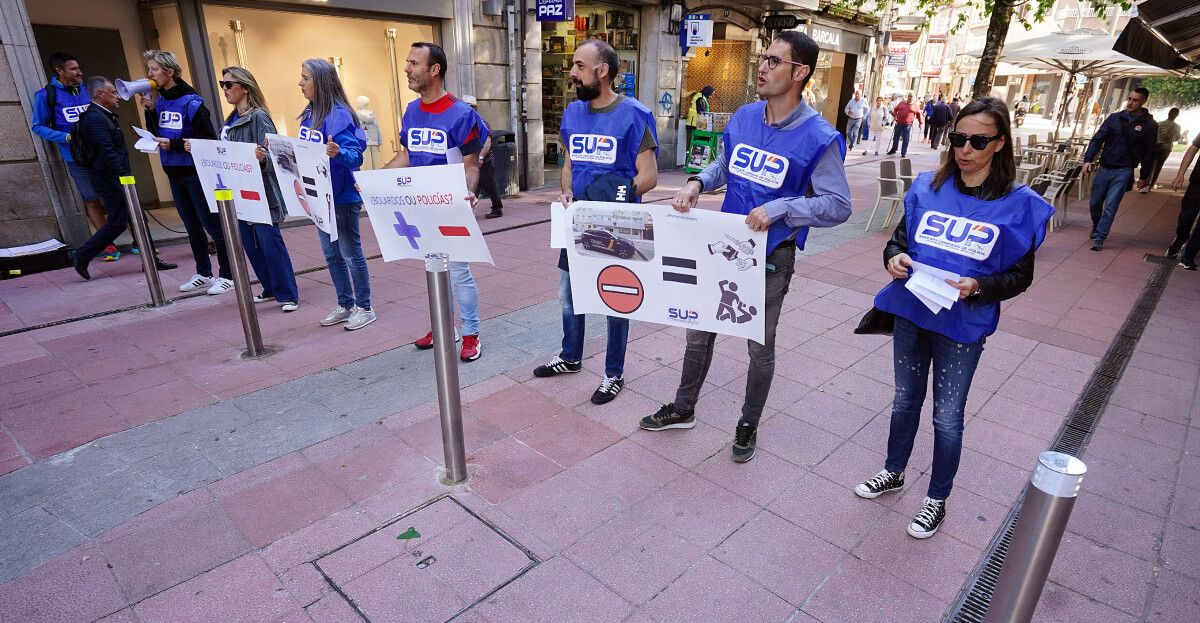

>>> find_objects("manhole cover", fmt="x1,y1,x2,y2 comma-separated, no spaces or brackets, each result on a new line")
314,494,538,622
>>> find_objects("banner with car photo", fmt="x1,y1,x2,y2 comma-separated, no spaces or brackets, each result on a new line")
558,201,767,343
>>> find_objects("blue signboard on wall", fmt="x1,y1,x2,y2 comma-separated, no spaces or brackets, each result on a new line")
536,0,575,22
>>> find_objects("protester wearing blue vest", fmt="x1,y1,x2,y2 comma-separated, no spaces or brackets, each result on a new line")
386,42,486,362
297,59,375,331
141,50,234,295
534,38,658,405
854,97,1054,539
641,31,851,463
32,53,116,259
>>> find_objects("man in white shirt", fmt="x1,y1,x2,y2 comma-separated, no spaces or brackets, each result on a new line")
843,91,869,152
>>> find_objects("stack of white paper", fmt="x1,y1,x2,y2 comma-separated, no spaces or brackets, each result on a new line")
132,126,159,154
905,260,961,314
0,239,65,258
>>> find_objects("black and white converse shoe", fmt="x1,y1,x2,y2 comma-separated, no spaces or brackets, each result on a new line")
533,355,583,378
591,375,624,405
854,469,905,499
907,497,946,539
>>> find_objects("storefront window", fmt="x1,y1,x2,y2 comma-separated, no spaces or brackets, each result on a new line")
805,50,845,127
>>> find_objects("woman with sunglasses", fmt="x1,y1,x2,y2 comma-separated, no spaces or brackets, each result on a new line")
186,67,299,311
297,59,374,331
854,97,1055,539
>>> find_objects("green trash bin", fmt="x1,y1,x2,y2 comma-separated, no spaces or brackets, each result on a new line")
685,129,719,174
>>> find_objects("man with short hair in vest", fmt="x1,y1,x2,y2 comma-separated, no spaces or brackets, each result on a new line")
386,42,487,362
31,52,116,260
641,30,852,463
534,38,659,406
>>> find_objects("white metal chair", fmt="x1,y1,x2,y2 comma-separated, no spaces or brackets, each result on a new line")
867,160,905,231
1033,165,1082,232
897,157,916,194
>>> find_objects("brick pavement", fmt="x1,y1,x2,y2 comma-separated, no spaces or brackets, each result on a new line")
1,139,1198,622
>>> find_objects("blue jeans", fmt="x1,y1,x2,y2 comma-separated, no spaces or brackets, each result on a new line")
1089,166,1134,243
239,220,299,304
885,316,986,500
318,202,371,310
846,118,863,149
560,269,628,377
168,173,231,280
889,124,912,155
449,261,480,336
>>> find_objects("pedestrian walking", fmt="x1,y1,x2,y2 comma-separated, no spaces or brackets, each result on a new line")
386,42,485,360
640,30,851,463
922,97,935,142
887,93,922,157
1168,131,1200,269
297,59,375,330
928,95,953,150
189,66,299,312
868,95,891,156
462,95,504,219
1082,87,1158,251
843,90,868,153
534,38,658,405
1150,107,1182,190
68,76,177,279
855,97,1054,539
140,50,234,295
948,96,961,120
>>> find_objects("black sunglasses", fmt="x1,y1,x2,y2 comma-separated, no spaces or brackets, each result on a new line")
218,80,242,90
947,132,1003,150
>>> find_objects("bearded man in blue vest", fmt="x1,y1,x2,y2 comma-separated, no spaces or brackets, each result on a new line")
640,31,851,463
386,42,487,362
534,39,658,406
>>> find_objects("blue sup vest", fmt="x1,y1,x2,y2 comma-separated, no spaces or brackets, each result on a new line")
561,96,656,201
299,105,366,203
44,82,91,162
401,95,484,168
721,101,845,253
155,92,204,167
874,172,1055,344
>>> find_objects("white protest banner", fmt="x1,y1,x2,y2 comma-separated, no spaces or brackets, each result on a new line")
550,202,568,248
187,139,272,225
266,133,337,240
356,163,493,264
565,201,767,343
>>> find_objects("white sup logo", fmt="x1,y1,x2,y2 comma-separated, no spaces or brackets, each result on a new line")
62,104,89,124
407,128,448,155
159,111,183,130
298,126,324,143
568,134,618,164
914,210,1000,260
729,143,789,189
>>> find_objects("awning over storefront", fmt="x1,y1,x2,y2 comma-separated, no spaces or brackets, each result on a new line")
1113,0,1199,71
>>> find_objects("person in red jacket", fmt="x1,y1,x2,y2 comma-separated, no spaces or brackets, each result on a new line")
887,93,923,157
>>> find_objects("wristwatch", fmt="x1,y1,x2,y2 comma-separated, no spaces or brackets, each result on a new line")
687,176,704,192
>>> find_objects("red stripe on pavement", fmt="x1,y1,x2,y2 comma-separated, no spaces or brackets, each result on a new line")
240,190,261,201
438,226,471,237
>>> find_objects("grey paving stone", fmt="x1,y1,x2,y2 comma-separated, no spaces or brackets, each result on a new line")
0,507,85,585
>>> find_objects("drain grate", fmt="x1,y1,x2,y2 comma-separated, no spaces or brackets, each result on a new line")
945,256,1176,622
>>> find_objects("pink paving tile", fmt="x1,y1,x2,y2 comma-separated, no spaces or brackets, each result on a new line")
423,516,535,604
817,369,895,412
769,472,890,550
640,556,794,622
1168,482,1200,531
306,593,361,623
0,353,65,384
572,386,661,436
6,402,127,461
854,511,982,601
0,542,126,623
259,505,378,573
1108,383,1194,423
116,378,215,427
1085,430,1179,477
1160,520,1200,577
303,426,435,503
1082,455,1175,518
512,410,621,468
0,369,84,406
1047,533,1156,616
1067,492,1162,563
467,437,562,503
1146,570,1200,622
497,469,627,550
1096,404,1188,450
134,554,303,623
474,557,633,623
694,446,806,507
1032,582,1138,623
755,412,847,468
572,525,708,606
951,447,1032,506
994,375,1081,416
630,419,730,469
975,394,1064,440
802,557,948,623
712,510,847,605
277,561,332,608
101,495,252,602
961,418,1050,469
468,383,568,434
215,461,356,548
399,411,510,464
563,438,682,506
94,608,140,623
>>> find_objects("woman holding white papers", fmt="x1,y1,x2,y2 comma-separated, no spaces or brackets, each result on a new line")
854,98,1054,539
188,67,299,311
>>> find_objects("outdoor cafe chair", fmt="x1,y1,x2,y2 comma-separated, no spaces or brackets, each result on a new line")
898,158,916,194
867,160,905,232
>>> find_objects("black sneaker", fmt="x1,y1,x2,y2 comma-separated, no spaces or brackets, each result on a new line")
1090,240,1103,251
639,404,696,431
1180,260,1198,271
1166,239,1183,259
591,375,624,405
533,356,582,377
731,422,757,463
854,469,905,499
908,497,946,538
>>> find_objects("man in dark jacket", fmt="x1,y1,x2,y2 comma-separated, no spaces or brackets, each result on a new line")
69,76,175,279
1082,87,1158,251
928,95,953,149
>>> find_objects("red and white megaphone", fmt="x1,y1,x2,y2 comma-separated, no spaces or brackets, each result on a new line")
116,78,157,100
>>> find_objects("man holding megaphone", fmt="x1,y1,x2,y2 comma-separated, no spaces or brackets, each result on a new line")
138,49,234,296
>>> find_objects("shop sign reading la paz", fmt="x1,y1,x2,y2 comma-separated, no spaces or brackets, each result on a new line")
535,0,574,22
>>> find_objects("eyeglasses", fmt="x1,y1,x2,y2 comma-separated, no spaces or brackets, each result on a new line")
758,54,807,71
947,131,1003,150
218,80,242,90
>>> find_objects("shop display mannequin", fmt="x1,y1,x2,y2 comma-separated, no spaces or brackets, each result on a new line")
356,95,382,170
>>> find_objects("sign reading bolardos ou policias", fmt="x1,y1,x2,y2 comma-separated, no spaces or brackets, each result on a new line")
535,0,574,22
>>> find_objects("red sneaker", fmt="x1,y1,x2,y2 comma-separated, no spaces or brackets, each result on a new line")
460,335,481,362
414,331,434,349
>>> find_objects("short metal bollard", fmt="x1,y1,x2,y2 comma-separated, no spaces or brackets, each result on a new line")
985,451,1087,623
425,252,467,484
214,190,266,358
119,176,166,307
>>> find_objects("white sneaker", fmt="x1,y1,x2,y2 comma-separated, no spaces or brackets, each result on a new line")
280,301,299,312
345,306,377,331
206,277,234,295
319,306,354,326
179,274,214,292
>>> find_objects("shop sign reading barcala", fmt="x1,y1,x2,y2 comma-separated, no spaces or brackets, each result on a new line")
535,0,574,22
